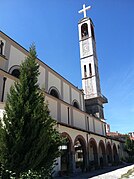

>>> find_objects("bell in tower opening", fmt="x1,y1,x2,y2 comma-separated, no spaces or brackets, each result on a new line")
81,23,89,39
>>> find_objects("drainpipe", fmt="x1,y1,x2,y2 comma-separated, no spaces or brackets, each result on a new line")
1,77,6,102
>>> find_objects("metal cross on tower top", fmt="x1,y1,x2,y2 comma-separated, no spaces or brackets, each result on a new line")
78,4,91,18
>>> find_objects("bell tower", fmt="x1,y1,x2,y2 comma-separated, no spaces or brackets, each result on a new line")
78,4,108,120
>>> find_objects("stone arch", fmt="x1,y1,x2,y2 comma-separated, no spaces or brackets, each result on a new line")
106,142,112,165
98,140,106,167
49,86,60,99
9,65,20,79
88,138,98,169
74,135,87,172
113,143,119,164
61,132,73,151
60,132,73,174
74,135,86,147
72,99,79,109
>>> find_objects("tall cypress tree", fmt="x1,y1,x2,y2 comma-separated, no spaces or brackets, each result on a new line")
1,45,63,177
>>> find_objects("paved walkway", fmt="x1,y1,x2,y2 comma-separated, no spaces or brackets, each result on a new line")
55,164,134,179
90,164,134,179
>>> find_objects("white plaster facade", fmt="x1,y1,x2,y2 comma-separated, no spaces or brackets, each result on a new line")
0,12,126,175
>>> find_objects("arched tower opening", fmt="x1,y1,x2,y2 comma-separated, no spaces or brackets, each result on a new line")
81,23,89,39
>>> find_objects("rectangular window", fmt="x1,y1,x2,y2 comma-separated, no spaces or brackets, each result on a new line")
89,63,92,76
84,65,87,77
68,107,70,124
87,116,89,131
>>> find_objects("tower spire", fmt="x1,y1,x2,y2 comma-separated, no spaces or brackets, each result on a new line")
78,4,91,18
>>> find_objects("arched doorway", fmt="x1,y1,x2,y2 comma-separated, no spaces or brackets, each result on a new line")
98,140,106,168
113,144,119,164
106,142,112,165
60,133,73,175
89,138,98,169
74,135,87,172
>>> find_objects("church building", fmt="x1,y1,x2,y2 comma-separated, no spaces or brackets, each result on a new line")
0,4,126,176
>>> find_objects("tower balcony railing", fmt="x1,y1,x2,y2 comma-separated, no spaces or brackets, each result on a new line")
98,93,108,103
85,93,108,104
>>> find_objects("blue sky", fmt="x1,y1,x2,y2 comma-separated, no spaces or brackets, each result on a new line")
1,0,134,134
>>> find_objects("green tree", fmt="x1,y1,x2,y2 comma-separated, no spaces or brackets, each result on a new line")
124,136,134,161
0,119,5,176
0,45,63,178
0,120,4,162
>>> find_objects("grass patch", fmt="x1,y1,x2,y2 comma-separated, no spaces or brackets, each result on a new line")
120,167,134,178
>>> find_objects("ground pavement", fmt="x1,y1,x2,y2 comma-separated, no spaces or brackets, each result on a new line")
55,164,134,179
90,164,134,179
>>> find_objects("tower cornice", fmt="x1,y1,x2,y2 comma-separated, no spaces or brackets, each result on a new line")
78,17,95,27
